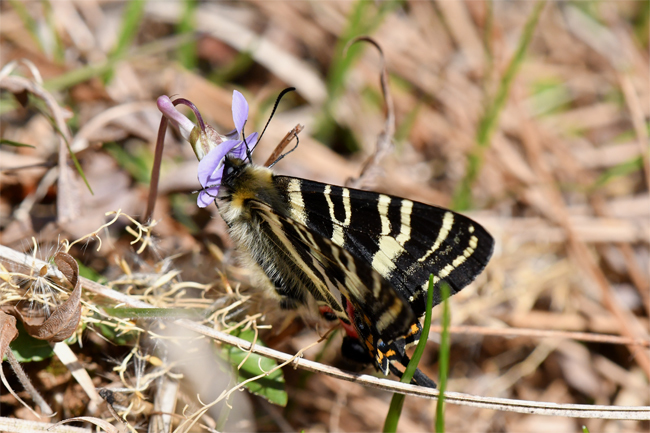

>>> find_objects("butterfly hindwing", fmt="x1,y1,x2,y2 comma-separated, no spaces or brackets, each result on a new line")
247,198,416,347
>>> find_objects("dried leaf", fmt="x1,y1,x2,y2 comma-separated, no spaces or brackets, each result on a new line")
54,251,79,288
15,252,82,342
0,311,18,359
0,311,54,416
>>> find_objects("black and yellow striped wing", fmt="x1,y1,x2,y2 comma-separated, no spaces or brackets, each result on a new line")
217,158,493,386
276,176,494,318
246,197,416,346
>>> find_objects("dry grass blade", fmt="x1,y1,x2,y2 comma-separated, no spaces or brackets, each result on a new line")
263,124,305,167
429,325,650,348
0,417,90,433
0,74,81,223
54,416,125,433
177,320,650,420
52,342,102,408
345,36,395,190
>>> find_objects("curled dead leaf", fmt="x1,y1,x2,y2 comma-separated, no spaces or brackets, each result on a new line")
54,251,79,288
14,252,82,343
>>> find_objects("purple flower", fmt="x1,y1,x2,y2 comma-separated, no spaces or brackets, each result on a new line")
157,90,258,208
196,139,240,208
196,90,258,207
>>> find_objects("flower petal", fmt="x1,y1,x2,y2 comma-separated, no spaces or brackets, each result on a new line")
232,90,249,135
157,95,196,141
197,140,240,186
197,186,219,208
224,128,239,141
229,132,258,160
245,132,259,149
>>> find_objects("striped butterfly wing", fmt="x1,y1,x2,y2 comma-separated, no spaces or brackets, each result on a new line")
246,198,417,346
277,176,495,318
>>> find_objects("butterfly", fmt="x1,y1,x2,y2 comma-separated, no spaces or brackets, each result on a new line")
159,89,494,387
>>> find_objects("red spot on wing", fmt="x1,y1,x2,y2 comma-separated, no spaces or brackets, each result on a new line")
318,304,359,339
342,301,359,339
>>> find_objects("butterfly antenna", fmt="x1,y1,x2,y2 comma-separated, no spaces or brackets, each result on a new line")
268,131,300,169
241,124,253,163
258,87,296,146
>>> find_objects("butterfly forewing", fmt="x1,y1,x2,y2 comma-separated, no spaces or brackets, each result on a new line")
278,176,495,317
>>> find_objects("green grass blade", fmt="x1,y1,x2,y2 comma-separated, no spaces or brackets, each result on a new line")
383,274,435,433
176,0,198,70
67,142,94,195
104,0,147,83
208,51,255,85
401,274,435,384
435,282,451,433
0,139,36,148
315,1,399,149
593,156,643,189
47,119,94,195
453,0,546,211
114,0,148,55
35,109,95,195
103,142,152,184
8,0,43,53
327,1,380,98
394,100,421,147
44,34,193,92
43,1,65,64
632,0,649,48
103,307,204,319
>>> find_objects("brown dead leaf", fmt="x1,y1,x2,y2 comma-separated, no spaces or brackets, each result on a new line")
0,311,18,359
53,251,79,289
14,252,82,343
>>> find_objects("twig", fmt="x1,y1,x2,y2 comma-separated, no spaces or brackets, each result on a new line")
430,325,650,348
2,349,54,416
